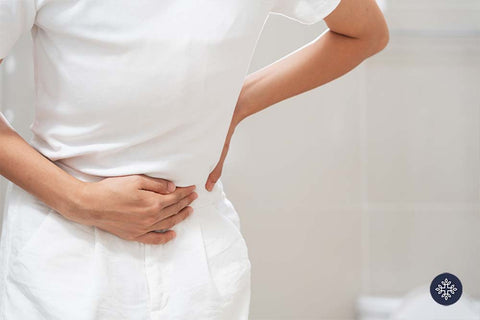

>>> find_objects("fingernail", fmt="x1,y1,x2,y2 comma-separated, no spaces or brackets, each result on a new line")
168,182,175,192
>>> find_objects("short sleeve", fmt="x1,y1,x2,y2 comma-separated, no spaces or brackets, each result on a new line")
0,0,37,59
270,0,342,25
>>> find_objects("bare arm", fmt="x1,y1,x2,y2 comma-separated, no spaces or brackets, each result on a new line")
0,78,85,216
0,58,197,244
205,0,389,190
232,0,389,124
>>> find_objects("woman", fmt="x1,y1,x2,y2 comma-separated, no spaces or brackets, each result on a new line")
0,0,388,319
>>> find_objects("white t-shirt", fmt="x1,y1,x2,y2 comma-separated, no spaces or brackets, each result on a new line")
0,0,341,187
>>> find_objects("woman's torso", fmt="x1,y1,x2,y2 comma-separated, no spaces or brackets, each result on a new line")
29,0,272,186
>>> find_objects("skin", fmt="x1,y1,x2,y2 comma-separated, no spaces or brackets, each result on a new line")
205,0,390,191
0,0,389,245
0,120,198,244
0,69,197,244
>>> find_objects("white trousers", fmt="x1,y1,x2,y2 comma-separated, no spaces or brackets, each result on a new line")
0,162,251,319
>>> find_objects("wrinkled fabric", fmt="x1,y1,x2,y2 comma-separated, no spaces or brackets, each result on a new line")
0,0,342,319
0,162,251,320
0,0,341,187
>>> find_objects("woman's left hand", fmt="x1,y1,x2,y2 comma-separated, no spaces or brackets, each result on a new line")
205,114,240,191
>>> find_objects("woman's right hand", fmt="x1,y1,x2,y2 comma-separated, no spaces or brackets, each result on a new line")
64,174,198,245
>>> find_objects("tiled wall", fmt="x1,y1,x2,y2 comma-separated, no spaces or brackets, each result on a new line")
362,35,480,300
1,2,479,319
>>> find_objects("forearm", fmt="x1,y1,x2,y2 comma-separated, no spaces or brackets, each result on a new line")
233,28,384,124
0,125,85,216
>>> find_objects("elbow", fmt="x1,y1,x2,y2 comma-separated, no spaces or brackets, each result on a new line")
376,24,390,52
368,22,390,55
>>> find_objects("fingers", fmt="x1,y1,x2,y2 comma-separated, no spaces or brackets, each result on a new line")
137,175,176,194
132,204,194,244
98,181,197,245
95,220,180,245
205,142,228,191
149,205,193,233
159,191,197,220
205,173,216,192
158,185,196,208
134,229,177,245
206,166,221,191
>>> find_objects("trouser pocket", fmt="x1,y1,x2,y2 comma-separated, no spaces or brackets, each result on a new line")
4,184,97,319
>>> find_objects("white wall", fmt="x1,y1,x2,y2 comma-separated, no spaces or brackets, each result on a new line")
231,16,366,319
359,0,480,307
225,2,480,317
1,2,479,319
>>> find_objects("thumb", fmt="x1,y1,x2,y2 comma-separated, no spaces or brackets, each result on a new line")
139,175,176,194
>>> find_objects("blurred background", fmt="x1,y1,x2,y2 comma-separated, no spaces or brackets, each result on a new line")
1,0,479,319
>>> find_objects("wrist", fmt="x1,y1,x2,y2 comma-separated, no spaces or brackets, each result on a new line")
59,179,91,219
233,87,252,126
231,107,244,129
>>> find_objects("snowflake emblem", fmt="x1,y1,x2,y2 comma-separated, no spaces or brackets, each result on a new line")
435,277,458,301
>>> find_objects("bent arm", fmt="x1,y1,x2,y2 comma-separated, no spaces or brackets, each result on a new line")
0,58,85,215
232,0,389,125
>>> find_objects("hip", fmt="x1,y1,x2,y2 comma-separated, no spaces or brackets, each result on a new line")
0,163,250,318
1,161,247,263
